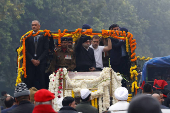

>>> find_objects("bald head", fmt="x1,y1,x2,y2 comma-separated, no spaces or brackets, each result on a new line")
152,94,160,99
152,93,162,104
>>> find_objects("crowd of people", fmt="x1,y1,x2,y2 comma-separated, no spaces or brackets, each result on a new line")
24,20,131,90
0,82,170,113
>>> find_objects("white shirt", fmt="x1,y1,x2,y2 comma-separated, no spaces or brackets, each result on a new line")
109,101,129,111
90,45,104,69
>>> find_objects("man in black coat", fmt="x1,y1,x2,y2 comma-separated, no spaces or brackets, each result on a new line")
109,24,123,73
58,96,77,113
75,35,96,72
25,20,49,89
8,83,34,113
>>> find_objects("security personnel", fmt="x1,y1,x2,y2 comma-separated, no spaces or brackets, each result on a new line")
48,37,76,72
67,37,73,49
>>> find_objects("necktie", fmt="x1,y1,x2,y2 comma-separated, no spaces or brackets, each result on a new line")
34,36,38,57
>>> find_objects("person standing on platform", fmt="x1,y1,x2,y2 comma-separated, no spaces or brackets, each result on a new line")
67,37,73,49
109,24,124,73
25,20,49,89
47,37,76,72
90,35,112,71
75,35,96,72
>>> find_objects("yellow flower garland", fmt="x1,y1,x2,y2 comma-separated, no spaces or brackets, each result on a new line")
137,56,152,60
131,81,139,92
72,90,75,98
91,90,98,108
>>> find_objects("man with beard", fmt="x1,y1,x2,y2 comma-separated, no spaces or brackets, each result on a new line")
75,35,96,72
89,35,112,71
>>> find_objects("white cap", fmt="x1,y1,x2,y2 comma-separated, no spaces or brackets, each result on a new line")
80,89,91,99
114,87,128,100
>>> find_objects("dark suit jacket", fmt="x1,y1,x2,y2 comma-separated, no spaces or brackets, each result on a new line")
25,35,49,64
75,37,96,71
110,38,124,65
8,100,34,113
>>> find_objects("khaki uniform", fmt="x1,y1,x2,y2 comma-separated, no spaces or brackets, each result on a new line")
48,48,76,72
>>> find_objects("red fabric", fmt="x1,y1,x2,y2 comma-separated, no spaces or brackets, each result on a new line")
33,104,57,113
34,89,55,102
139,81,145,90
163,94,167,98
153,79,168,89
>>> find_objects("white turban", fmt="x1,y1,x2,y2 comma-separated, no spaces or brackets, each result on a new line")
80,89,91,99
114,87,128,100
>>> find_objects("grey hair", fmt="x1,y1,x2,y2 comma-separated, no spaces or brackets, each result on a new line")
32,20,40,25
35,100,51,106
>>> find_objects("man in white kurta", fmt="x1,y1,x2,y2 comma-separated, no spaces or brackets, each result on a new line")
90,35,112,70
109,87,129,111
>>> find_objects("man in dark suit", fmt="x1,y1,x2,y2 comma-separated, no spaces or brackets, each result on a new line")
25,20,49,89
75,35,96,72
109,24,124,73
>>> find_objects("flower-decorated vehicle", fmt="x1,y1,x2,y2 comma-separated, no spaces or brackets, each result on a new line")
16,29,138,113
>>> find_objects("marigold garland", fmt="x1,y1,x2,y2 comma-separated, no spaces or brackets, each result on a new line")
137,56,152,60
16,29,138,99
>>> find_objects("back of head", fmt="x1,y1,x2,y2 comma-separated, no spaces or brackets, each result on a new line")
143,83,152,94
80,89,91,101
62,96,75,106
34,89,55,102
29,87,38,103
5,96,14,108
109,24,119,30
82,24,91,29
128,94,161,113
1,91,7,96
114,87,128,101
120,27,128,33
14,83,30,103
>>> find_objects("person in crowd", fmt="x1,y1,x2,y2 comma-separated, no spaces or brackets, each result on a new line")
109,24,120,31
82,24,91,32
119,28,130,74
109,24,124,73
75,35,96,72
1,106,4,110
0,91,7,108
128,94,161,113
152,93,169,109
33,89,57,113
58,96,77,113
109,87,129,111
76,89,98,113
25,20,49,89
4,96,14,108
153,79,170,107
68,37,73,49
142,83,153,95
89,35,112,71
137,65,142,86
2,96,17,113
29,87,38,104
48,37,76,72
8,83,34,113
